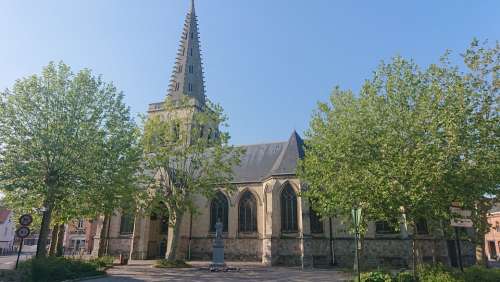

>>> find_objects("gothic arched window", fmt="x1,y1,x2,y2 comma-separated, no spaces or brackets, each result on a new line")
309,208,323,233
239,191,257,232
120,212,134,235
210,192,228,232
281,184,298,232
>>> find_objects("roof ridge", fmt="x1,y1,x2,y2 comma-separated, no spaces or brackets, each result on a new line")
235,140,287,147
269,131,304,176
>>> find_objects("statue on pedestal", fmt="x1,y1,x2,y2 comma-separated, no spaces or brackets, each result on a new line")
210,219,226,271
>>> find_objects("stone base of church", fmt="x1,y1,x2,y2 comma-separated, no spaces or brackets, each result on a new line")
91,233,475,269
327,238,475,269
188,237,262,261
91,236,134,257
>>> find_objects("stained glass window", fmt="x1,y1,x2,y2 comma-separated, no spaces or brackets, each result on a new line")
239,191,257,232
210,192,229,232
281,184,298,232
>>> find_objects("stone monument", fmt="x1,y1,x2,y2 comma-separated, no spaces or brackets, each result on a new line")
210,220,226,271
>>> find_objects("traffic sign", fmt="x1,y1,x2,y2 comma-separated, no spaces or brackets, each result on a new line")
450,207,473,228
19,214,33,226
16,226,30,238
451,218,473,228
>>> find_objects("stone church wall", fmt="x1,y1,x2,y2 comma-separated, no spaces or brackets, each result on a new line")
107,237,133,256
275,237,302,266
91,176,476,268
327,238,474,269
311,237,333,266
188,237,261,261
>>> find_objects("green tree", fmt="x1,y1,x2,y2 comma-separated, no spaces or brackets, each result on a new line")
142,97,243,261
299,40,499,268
453,39,499,265
0,62,140,257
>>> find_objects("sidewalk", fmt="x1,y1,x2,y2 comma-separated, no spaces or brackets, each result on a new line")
87,260,352,282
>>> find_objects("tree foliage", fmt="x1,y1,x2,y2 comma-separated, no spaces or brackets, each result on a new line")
141,97,243,260
0,62,140,257
299,40,499,237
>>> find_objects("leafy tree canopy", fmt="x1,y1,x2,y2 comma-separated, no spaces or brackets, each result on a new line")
141,96,244,260
0,62,140,256
299,40,499,234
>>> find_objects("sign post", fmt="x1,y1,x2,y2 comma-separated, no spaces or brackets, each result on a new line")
450,207,472,272
15,214,32,269
352,207,362,282
454,227,464,272
15,238,23,269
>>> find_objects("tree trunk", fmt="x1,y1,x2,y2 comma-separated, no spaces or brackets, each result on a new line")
56,224,65,257
98,214,111,257
475,232,488,267
432,239,437,264
48,224,59,256
166,210,183,261
36,199,54,258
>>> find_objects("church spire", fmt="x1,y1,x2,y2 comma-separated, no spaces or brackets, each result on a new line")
167,0,206,106
190,0,195,13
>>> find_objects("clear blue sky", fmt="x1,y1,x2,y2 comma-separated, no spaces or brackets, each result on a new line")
1,0,498,145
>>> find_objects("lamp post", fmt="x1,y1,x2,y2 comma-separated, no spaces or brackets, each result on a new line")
352,207,362,282
329,217,334,266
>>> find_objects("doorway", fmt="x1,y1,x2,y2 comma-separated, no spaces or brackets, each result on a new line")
488,241,497,260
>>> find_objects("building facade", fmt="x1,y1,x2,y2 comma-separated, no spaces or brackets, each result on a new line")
485,204,500,261
0,209,15,255
63,219,88,255
90,0,475,268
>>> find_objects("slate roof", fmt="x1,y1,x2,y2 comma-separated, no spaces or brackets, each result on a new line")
490,203,500,213
231,131,304,183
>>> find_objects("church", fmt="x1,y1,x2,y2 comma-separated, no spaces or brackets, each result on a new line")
90,1,475,268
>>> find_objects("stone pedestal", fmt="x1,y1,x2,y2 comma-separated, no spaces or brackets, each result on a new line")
211,239,225,267
209,221,226,270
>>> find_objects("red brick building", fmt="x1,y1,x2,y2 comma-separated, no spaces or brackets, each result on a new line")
485,204,500,261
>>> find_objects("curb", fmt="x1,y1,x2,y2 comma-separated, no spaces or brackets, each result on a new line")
62,274,107,282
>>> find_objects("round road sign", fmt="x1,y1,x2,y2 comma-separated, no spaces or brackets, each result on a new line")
16,226,30,238
19,214,33,226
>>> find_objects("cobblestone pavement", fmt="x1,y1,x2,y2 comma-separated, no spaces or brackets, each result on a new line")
86,261,352,282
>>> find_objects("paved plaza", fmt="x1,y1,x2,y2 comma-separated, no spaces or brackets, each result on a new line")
87,261,352,282
0,254,33,270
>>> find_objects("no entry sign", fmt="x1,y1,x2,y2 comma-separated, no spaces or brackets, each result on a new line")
16,226,30,238
19,214,33,226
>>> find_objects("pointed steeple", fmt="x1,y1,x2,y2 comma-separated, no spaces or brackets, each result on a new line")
167,0,206,106
190,0,195,13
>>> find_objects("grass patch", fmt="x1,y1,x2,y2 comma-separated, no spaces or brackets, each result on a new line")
357,264,500,282
154,259,192,268
88,255,115,268
0,269,21,282
462,265,500,282
12,256,105,282
358,270,392,282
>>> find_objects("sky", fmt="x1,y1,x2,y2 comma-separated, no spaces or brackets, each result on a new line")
0,0,499,145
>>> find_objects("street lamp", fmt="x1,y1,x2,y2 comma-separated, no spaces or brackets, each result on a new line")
352,206,362,282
